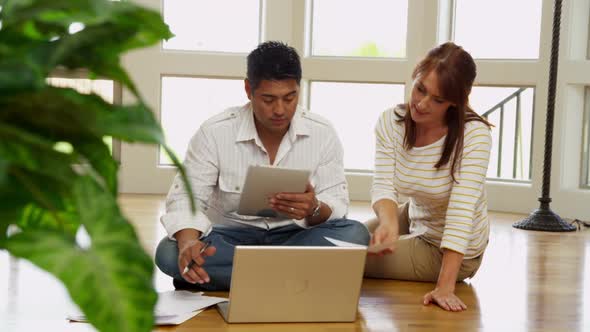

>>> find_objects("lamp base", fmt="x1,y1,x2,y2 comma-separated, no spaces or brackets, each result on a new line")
513,207,576,232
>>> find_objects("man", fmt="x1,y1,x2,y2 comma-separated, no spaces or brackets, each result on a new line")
155,41,369,291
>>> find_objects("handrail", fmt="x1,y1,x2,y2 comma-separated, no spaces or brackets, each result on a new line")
480,88,529,179
482,87,527,118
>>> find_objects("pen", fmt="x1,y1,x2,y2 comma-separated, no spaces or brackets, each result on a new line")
182,240,211,275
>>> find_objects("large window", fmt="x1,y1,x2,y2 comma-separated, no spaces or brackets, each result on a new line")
447,0,552,213
454,0,542,59
309,82,404,171
46,77,117,156
162,0,261,53
120,0,590,220
452,0,541,182
159,77,246,165
310,0,408,58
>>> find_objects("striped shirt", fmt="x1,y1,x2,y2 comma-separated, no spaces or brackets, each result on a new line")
371,106,492,258
161,103,349,239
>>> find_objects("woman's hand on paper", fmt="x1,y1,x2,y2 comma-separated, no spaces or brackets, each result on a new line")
369,221,399,256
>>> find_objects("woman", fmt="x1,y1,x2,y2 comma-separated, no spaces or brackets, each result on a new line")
365,42,492,312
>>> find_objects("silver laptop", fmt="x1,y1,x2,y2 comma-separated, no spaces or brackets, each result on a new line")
216,246,366,323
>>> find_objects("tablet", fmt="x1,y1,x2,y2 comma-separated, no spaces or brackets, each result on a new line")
237,165,311,218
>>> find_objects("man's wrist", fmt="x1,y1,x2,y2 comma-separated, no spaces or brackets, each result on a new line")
174,229,202,244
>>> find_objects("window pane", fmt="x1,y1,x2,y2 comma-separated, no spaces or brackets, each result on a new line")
454,0,542,59
470,87,535,181
160,77,247,165
309,82,404,171
163,0,260,53
46,78,115,152
311,0,408,58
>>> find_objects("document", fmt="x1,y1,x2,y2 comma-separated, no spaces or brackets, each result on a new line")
154,290,227,316
67,310,204,326
325,223,427,254
67,290,228,326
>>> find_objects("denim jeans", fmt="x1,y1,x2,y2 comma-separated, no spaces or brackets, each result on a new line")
155,218,370,291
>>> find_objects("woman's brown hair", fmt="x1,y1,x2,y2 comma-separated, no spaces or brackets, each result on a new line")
395,42,492,182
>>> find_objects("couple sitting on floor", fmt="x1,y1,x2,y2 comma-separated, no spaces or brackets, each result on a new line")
155,41,492,312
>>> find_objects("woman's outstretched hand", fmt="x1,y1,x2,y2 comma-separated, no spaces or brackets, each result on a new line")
423,287,467,312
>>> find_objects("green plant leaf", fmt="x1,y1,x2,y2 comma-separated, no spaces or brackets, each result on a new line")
0,167,37,211
17,202,79,236
75,137,118,194
9,168,74,227
45,24,142,97
2,87,164,143
0,0,172,99
0,2,196,331
1,0,112,27
0,123,78,183
3,86,194,212
0,223,7,243
0,158,8,186
0,57,47,95
0,203,19,245
4,176,157,332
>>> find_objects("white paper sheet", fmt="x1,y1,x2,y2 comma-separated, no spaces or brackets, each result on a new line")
67,290,228,326
67,310,204,325
155,290,227,316
324,237,366,248
155,310,204,325
325,223,427,254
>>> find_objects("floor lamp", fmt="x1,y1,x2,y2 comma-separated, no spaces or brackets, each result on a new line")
513,0,576,232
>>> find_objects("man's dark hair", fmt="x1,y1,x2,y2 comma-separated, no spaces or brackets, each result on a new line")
247,41,302,91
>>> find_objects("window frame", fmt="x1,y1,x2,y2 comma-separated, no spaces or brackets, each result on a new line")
161,0,264,54
581,87,590,189
307,79,407,173
117,0,590,222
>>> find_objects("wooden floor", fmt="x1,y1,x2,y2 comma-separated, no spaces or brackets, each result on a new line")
1,194,589,332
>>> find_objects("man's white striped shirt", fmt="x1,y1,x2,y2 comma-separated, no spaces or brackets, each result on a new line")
161,103,349,239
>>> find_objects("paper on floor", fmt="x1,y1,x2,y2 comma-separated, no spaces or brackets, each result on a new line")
67,290,228,326
67,310,204,325
155,290,227,316
157,310,204,325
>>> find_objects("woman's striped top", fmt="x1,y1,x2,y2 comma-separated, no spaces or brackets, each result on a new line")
371,106,492,259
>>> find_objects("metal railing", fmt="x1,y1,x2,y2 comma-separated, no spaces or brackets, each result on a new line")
481,88,532,180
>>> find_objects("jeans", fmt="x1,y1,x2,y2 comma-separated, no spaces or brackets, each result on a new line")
155,218,370,291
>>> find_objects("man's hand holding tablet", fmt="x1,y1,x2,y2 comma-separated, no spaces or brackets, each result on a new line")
237,165,324,221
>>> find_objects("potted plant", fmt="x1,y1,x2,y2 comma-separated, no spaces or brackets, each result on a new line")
0,1,194,331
